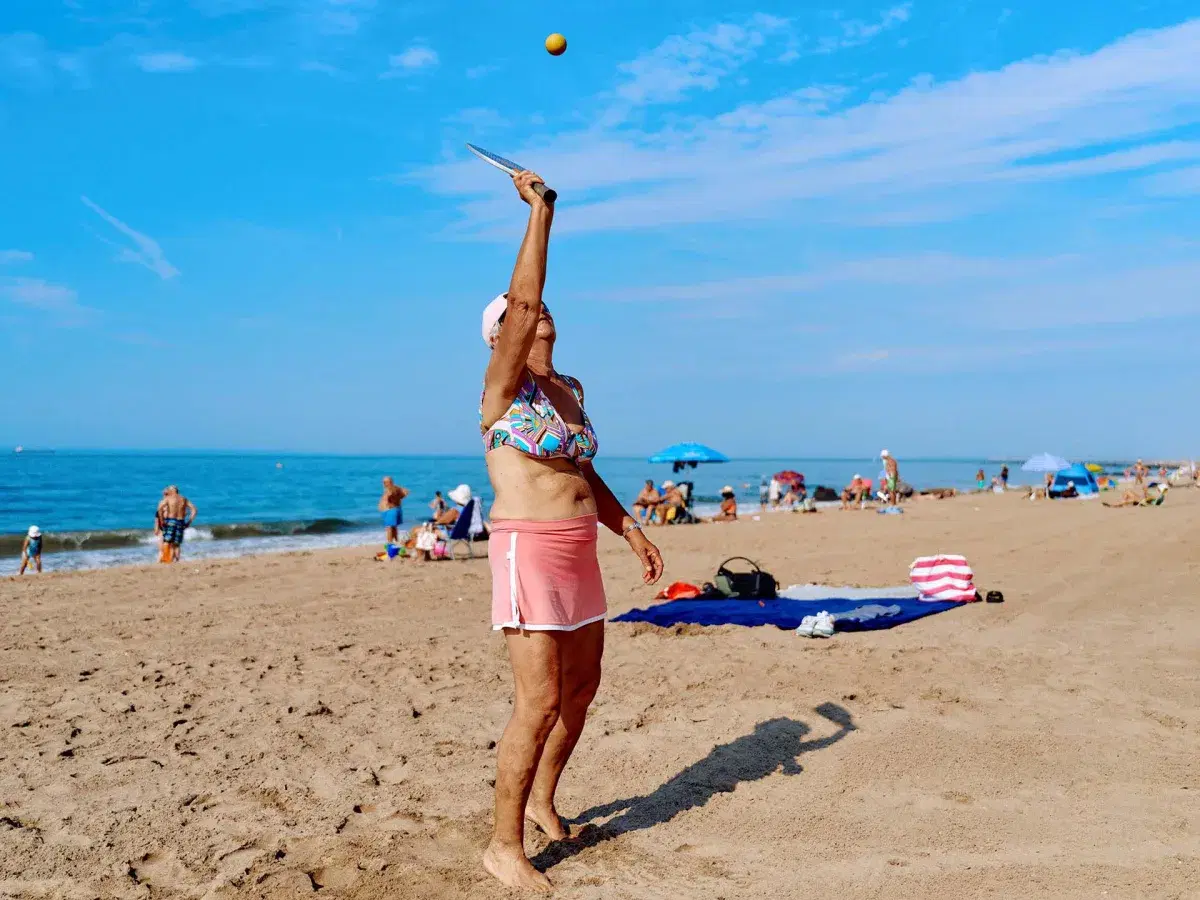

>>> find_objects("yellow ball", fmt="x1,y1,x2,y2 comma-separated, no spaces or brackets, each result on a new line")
545,33,567,56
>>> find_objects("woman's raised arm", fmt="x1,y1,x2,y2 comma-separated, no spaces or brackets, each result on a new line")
482,171,554,424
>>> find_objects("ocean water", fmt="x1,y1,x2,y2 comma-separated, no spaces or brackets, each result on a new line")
1,451,1033,572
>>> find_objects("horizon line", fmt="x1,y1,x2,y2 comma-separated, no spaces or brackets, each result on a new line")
3,447,1180,464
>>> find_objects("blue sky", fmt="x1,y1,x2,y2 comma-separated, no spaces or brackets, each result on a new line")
2,0,1199,459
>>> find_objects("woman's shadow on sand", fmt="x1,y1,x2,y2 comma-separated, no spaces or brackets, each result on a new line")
531,702,856,870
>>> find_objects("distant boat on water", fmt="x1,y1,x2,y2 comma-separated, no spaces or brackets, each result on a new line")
13,445,22,454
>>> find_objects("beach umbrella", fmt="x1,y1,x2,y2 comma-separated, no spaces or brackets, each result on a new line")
1021,452,1070,473
773,469,804,485
647,442,729,464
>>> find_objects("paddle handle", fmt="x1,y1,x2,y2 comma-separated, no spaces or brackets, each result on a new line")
533,183,558,204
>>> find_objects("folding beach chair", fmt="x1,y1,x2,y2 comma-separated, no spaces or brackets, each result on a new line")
448,499,486,559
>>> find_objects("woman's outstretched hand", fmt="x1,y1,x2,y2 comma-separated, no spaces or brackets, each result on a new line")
512,170,548,207
627,529,664,585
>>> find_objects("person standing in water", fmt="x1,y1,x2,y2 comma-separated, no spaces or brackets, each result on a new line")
19,526,42,574
429,490,448,521
478,169,664,892
378,476,408,545
157,486,197,562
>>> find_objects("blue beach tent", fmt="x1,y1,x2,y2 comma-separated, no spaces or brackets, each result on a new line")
1050,463,1099,497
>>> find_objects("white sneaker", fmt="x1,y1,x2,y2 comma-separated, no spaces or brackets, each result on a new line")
796,615,817,637
813,611,835,638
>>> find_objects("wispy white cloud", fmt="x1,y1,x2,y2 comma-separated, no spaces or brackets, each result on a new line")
825,336,1123,375
466,63,500,79
309,0,377,35
0,250,34,265
136,52,200,73
1140,164,1200,197
816,3,912,54
416,18,1200,235
81,196,181,280
602,251,1200,334
610,252,1072,302
381,44,438,78
0,277,93,325
613,14,789,108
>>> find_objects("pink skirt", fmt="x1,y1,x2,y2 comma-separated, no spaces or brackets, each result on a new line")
489,515,607,631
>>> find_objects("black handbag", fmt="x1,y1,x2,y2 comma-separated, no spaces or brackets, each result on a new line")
714,557,778,599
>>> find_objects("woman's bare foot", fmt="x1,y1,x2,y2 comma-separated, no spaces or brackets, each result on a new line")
483,843,553,893
525,803,569,841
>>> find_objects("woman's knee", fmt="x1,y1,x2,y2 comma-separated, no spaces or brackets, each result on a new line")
563,668,602,714
515,687,562,735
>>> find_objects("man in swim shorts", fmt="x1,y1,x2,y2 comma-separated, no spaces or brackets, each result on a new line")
157,485,198,563
881,450,900,504
632,479,660,524
378,476,408,544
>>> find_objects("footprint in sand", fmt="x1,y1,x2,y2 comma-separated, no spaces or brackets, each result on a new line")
214,841,267,882
375,760,409,784
308,768,341,800
130,849,196,890
307,865,359,891
340,802,426,836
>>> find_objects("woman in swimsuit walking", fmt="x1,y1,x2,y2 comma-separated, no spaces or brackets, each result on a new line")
480,170,665,892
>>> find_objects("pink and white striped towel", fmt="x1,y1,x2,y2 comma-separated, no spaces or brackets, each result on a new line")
909,554,978,602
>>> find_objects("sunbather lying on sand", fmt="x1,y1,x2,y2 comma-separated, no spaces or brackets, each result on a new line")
1104,485,1166,507
921,488,957,499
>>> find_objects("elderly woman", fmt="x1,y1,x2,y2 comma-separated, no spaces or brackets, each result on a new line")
710,485,738,522
478,170,665,892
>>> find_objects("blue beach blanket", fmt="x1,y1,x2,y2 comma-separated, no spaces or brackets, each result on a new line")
612,585,964,632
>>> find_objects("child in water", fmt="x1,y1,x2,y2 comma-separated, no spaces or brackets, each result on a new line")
20,526,43,574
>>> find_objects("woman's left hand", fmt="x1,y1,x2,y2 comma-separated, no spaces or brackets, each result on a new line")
627,529,664,585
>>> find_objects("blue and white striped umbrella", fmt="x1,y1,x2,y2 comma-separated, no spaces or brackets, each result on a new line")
1021,452,1070,473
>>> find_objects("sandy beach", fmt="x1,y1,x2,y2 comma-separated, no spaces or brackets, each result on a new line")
2,489,1198,899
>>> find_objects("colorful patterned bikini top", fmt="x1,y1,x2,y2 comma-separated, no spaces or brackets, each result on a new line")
480,371,598,462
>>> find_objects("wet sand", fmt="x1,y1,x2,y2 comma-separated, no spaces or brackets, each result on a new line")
2,489,1198,898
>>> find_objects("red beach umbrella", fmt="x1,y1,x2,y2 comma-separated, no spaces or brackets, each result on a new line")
773,469,804,486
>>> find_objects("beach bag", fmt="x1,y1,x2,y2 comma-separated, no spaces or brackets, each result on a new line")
909,554,978,602
714,557,778,599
